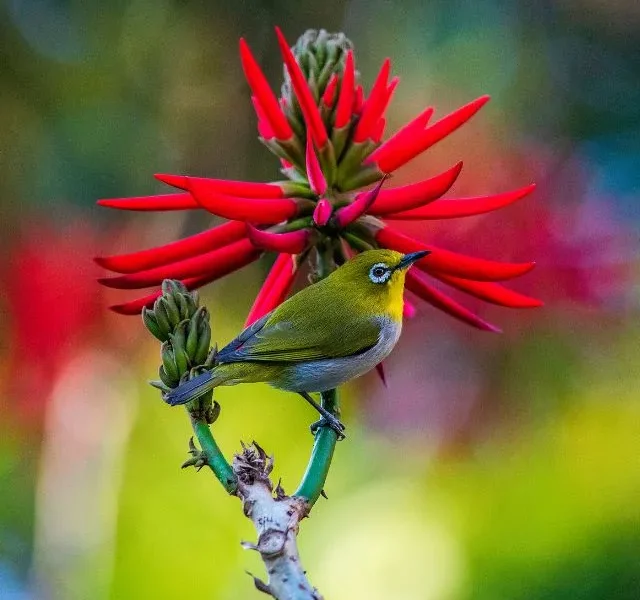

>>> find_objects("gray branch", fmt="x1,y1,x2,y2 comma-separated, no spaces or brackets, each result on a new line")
234,443,323,600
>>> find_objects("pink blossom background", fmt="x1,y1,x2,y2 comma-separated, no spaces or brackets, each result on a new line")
0,2,638,599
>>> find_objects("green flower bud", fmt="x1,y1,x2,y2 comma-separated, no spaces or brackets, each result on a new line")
169,320,187,352
162,279,186,295
184,293,198,316
194,317,212,365
162,294,181,326
185,319,199,358
142,307,166,342
173,343,190,375
161,341,180,381
159,364,177,388
185,307,206,358
153,297,172,335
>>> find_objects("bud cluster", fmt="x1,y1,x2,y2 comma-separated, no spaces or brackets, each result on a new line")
280,29,353,140
142,280,215,394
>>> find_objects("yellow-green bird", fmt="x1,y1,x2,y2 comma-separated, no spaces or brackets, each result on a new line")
165,248,429,436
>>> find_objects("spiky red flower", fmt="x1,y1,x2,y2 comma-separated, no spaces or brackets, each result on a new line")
97,27,541,332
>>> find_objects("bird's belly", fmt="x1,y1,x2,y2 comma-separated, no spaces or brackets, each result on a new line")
275,318,402,393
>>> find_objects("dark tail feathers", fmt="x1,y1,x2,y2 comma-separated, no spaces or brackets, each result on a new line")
164,371,216,406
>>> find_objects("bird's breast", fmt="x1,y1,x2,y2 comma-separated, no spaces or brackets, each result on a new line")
274,316,402,393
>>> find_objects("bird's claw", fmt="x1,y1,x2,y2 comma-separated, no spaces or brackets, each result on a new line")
310,416,346,440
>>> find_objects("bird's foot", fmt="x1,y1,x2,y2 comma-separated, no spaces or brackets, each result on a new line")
310,415,346,441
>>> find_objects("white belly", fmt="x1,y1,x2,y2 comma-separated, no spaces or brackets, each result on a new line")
277,317,402,392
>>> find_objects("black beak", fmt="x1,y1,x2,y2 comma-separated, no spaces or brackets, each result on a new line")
395,250,430,271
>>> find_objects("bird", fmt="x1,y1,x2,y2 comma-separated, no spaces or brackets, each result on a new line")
164,248,430,437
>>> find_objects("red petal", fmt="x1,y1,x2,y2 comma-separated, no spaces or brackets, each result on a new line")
335,50,355,128
154,173,285,198
97,194,198,211
385,183,536,220
99,239,260,289
375,362,388,386
353,59,391,143
306,136,327,195
369,162,463,215
109,273,217,315
188,186,300,224
245,253,296,325
322,73,339,107
355,74,398,143
406,271,500,332
364,106,434,173
239,38,293,141
369,96,489,173
353,85,364,114
433,274,543,308
252,95,275,139
376,227,535,281
275,27,328,147
313,199,332,226
246,224,310,254
403,299,417,319
372,117,386,143
333,177,387,228
95,221,247,274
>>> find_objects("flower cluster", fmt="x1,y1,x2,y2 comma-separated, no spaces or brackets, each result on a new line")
96,28,541,331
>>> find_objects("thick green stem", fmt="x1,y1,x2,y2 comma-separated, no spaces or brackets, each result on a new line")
293,244,341,507
294,389,340,505
190,415,237,494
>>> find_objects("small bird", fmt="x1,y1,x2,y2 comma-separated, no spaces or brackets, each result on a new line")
164,248,429,436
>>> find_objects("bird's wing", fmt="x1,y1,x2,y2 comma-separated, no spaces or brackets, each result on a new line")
217,310,383,363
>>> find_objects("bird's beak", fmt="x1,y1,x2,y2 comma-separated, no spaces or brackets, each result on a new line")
395,250,430,271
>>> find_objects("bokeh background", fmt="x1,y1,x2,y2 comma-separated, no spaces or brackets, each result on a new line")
1,1,639,598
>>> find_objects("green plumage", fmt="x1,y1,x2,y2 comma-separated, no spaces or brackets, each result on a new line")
221,278,384,363
165,249,425,405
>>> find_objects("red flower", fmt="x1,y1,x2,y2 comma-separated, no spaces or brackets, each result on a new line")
96,28,541,331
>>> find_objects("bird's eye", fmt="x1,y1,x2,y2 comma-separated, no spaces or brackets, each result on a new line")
369,263,391,284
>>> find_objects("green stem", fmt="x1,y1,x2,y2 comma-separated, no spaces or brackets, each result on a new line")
293,389,340,505
340,163,384,191
342,232,374,252
293,245,341,506
190,415,237,494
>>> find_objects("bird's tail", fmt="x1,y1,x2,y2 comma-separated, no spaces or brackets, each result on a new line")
164,370,218,406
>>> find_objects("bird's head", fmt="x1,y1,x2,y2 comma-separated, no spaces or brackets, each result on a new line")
326,249,430,320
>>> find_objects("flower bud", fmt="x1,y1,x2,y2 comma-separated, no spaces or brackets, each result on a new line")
162,294,181,325
161,342,180,382
162,279,187,295
194,316,212,366
159,365,177,388
186,312,200,357
152,297,172,336
142,307,166,342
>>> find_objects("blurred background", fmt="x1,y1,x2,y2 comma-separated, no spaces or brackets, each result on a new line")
1,0,639,598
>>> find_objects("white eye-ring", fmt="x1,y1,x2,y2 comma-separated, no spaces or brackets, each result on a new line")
369,262,391,284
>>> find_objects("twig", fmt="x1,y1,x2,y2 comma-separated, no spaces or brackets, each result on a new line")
190,415,237,493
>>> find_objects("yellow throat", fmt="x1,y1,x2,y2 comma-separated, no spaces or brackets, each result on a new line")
314,249,415,323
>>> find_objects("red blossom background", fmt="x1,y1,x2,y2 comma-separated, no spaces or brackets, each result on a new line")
0,2,639,599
